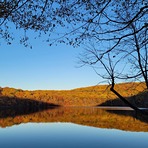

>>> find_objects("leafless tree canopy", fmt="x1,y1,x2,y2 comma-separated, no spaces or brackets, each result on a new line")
0,1,147,45
0,0,147,84
0,0,147,80
0,0,148,110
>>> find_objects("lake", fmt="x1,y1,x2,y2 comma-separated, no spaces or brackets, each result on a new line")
0,107,148,148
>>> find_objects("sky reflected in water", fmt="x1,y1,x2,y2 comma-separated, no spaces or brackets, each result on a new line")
0,122,148,148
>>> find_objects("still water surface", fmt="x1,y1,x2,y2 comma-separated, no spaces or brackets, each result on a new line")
0,107,148,148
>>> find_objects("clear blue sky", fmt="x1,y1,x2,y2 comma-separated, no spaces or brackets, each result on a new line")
0,29,100,90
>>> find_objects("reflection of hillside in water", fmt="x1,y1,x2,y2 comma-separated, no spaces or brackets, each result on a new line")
0,107,148,132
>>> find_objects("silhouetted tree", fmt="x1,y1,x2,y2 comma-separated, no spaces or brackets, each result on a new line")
1,1,146,46
0,87,2,95
76,0,148,111
0,0,148,110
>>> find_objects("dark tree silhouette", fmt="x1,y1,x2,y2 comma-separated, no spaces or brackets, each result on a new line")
76,0,148,111
0,1,147,46
0,0,148,110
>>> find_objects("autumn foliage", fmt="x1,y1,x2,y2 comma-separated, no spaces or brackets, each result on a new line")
0,107,148,132
0,82,147,107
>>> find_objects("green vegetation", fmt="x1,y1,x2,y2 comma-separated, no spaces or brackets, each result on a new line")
0,82,147,107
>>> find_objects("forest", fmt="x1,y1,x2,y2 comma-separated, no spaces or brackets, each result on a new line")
0,82,147,108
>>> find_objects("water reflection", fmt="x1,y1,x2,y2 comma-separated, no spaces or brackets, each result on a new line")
0,96,59,118
1,123,148,148
0,107,148,131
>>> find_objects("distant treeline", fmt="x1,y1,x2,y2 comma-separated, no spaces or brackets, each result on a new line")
0,82,147,107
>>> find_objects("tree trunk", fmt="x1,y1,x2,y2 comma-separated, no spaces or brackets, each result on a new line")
110,86,148,115
110,87,140,111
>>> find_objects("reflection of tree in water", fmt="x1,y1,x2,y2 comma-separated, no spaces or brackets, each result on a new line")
107,109,148,125
0,107,148,132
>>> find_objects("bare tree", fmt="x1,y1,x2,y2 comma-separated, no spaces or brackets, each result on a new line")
1,1,146,46
79,44,144,111
0,0,148,110
78,2,148,110
0,0,110,46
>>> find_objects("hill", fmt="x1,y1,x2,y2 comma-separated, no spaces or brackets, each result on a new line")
0,82,148,107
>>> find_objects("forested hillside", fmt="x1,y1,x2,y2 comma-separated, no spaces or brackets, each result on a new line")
0,82,147,107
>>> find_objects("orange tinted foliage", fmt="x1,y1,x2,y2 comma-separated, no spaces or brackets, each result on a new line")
0,107,148,131
0,82,147,107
